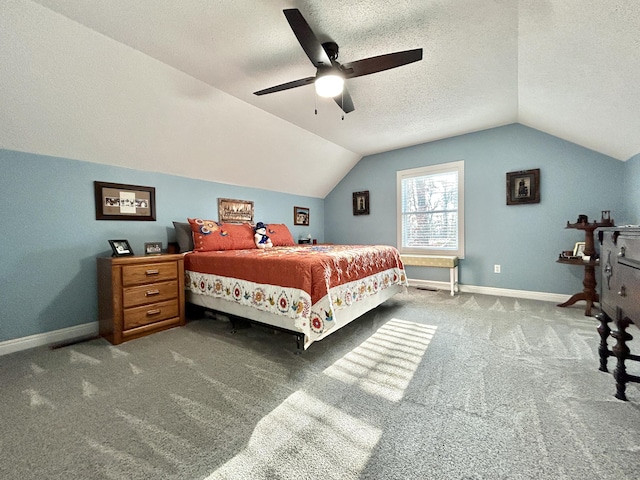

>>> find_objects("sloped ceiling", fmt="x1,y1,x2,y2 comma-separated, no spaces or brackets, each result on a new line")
1,1,639,198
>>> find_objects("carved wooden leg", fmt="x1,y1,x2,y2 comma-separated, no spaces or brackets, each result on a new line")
611,311,632,401
596,312,611,372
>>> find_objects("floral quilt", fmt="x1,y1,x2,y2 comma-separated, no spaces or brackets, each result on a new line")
184,245,406,345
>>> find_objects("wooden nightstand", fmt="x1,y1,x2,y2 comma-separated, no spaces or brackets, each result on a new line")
97,254,185,344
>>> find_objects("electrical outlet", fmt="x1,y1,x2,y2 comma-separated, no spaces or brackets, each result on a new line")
494,264,501,273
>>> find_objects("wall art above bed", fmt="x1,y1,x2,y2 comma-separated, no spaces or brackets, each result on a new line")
353,190,370,215
294,206,309,226
94,181,156,221
217,198,254,223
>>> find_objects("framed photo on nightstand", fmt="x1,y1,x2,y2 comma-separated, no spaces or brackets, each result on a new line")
108,239,134,257
144,242,163,255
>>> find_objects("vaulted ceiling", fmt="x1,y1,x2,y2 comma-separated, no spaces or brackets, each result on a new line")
2,1,639,198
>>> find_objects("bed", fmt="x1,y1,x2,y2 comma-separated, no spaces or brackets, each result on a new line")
179,218,407,350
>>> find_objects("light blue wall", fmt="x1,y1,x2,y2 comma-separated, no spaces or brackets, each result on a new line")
2,124,637,344
623,153,640,224
324,124,629,295
0,149,323,343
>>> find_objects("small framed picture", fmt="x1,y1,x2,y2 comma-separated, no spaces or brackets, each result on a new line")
353,190,370,215
144,242,163,256
108,239,134,257
506,169,540,205
573,241,586,257
294,206,310,226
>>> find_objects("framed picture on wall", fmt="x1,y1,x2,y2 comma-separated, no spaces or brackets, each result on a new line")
294,206,310,226
218,198,254,223
353,190,370,215
95,181,156,221
506,169,540,205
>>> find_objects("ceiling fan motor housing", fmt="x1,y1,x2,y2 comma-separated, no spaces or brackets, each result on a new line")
322,42,339,62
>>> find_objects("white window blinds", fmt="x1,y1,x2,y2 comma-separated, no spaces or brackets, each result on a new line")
397,161,464,257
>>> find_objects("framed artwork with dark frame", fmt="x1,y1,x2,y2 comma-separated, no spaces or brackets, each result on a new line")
95,181,156,221
294,206,310,226
218,198,254,223
108,239,134,257
506,169,540,205
144,242,163,256
353,190,370,215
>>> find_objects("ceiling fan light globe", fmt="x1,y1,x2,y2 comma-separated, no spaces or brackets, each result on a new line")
315,74,344,98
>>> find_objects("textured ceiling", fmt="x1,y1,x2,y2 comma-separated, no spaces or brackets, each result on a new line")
3,1,639,198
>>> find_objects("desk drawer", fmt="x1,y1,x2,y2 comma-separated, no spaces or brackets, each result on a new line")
124,299,180,330
605,261,640,324
122,262,177,286
123,280,178,308
601,229,640,325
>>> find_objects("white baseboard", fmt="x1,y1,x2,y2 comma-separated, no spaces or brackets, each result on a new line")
1,280,571,357
0,322,99,357
407,278,570,303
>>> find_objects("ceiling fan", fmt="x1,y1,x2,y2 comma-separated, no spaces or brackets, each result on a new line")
254,8,423,114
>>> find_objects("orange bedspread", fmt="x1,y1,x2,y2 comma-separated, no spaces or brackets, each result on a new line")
185,244,404,304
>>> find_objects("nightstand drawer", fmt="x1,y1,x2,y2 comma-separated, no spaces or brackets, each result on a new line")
124,299,180,330
122,262,177,286
123,280,178,308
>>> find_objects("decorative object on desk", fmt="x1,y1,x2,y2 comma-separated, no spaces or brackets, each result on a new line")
601,210,610,222
108,239,134,257
94,181,156,221
353,190,370,215
573,241,586,257
294,206,310,226
217,198,254,223
144,241,162,255
506,169,540,205
577,214,588,223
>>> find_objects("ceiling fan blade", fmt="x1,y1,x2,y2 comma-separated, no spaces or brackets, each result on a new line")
333,87,355,114
254,76,316,96
341,48,423,79
283,9,333,68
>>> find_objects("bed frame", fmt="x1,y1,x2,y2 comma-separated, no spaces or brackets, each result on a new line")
186,284,403,352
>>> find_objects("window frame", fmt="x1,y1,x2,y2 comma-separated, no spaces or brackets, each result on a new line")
396,160,465,258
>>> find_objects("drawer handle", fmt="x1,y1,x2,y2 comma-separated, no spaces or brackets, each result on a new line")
604,251,613,290
617,246,625,258
617,285,626,297
146,309,161,316
145,269,160,276
145,289,160,297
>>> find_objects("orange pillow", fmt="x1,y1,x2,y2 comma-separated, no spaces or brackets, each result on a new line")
265,223,295,246
188,218,255,251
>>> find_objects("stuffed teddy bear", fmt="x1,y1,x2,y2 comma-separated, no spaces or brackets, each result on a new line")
254,222,273,249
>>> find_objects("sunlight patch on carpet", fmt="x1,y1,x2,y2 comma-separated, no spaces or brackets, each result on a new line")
322,318,436,402
204,390,381,479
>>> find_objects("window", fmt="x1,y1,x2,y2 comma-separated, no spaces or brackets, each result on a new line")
397,160,464,257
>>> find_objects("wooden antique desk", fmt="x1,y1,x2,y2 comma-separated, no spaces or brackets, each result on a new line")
596,227,640,401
